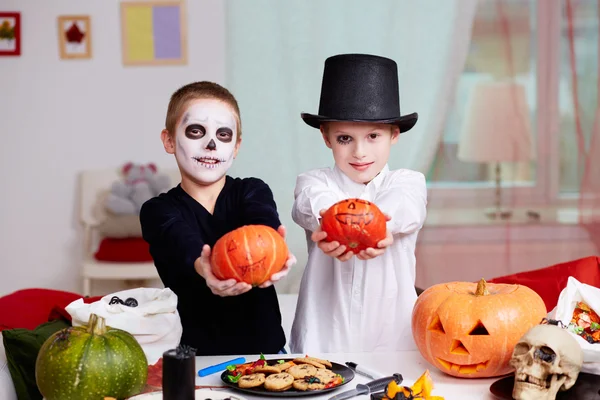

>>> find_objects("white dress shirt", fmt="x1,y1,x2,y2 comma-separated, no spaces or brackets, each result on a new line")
289,164,427,353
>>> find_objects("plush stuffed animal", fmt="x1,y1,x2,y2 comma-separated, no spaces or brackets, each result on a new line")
105,162,171,215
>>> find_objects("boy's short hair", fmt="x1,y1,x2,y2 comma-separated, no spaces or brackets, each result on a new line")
165,81,242,138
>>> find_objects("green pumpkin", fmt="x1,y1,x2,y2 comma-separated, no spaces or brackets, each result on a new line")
35,313,148,400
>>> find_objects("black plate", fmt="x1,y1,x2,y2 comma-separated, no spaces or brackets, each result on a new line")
490,372,600,400
220,357,355,397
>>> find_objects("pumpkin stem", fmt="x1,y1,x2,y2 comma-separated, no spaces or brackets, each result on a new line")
87,313,107,335
475,278,490,296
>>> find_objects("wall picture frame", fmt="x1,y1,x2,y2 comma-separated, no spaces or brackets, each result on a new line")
0,12,21,56
58,15,92,59
120,0,187,66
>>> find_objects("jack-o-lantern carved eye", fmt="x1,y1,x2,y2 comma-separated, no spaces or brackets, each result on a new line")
227,241,237,252
255,234,266,248
428,314,445,334
468,320,490,335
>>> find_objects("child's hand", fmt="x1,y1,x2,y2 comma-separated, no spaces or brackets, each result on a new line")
356,213,393,260
311,210,354,262
194,244,252,297
259,225,297,288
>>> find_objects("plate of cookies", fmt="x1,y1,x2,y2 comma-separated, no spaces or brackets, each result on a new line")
221,355,355,397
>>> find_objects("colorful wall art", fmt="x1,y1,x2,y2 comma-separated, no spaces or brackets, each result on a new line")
0,12,21,56
58,15,92,59
120,1,187,66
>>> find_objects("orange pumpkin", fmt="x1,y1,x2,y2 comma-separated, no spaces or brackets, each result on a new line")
411,279,547,378
320,198,387,252
211,225,288,286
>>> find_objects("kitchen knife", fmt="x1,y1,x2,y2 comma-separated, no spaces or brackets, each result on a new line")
328,373,403,400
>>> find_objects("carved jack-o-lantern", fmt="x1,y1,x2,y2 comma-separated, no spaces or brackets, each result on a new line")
211,225,289,286
411,279,547,378
320,198,387,253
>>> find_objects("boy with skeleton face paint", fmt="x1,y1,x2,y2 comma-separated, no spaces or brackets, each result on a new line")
174,99,238,186
140,81,295,356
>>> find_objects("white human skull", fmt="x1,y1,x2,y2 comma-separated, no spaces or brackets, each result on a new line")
509,324,583,400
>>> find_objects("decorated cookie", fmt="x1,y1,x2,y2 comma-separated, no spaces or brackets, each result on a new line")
238,373,266,389
253,365,280,374
293,357,326,369
293,377,326,391
274,361,295,372
288,364,318,379
304,356,333,368
264,372,294,391
315,368,338,384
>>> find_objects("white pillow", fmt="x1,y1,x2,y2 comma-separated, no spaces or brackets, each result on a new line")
0,332,18,400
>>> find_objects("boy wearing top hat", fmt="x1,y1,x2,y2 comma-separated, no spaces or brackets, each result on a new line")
289,54,427,353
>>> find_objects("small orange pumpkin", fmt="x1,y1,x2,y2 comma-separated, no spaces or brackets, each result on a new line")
320,198,387,252
211,225,288,286
411,279,547,378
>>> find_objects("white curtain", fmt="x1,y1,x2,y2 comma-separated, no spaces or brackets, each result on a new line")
225,0,477,293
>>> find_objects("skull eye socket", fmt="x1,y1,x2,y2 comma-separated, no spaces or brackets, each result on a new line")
513,342,531,356
534,346,556,364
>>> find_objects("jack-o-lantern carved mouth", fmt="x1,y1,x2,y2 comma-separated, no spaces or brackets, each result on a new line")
236,258,266,276
334,201,374,227
436,358,490,374
335,212,374,226
436,339,490,374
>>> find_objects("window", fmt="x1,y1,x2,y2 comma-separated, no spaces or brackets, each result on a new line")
426,0,595,209
558,0,598,195
428,0,536,187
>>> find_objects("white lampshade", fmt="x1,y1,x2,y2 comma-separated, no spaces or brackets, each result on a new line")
457,81,535,163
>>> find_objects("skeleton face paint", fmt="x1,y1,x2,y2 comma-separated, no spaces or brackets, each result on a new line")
174,99,238,186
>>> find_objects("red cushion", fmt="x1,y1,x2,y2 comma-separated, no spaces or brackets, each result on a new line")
0,289,90,331
94,237,153,262
489,256,600,312
47,295,103,323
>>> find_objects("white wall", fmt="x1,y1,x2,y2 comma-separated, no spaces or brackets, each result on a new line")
0,0,226,296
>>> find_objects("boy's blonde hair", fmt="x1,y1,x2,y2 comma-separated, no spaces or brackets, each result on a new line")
165,81,242,138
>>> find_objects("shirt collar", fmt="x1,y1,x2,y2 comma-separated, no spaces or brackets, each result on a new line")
333,164,389,197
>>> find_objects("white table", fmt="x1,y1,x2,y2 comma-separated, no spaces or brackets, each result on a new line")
194,351,502,400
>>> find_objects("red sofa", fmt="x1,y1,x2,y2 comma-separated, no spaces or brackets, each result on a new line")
0,288,102,332
489,256,600,311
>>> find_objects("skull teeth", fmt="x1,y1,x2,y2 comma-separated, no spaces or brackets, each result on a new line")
516,373,550,389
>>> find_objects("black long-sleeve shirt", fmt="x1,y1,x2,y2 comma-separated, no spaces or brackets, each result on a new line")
139,176,286,355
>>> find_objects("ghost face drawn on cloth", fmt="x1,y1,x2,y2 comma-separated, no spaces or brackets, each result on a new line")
174,99,240,186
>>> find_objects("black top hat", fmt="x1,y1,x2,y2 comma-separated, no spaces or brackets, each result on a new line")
301,53,418,133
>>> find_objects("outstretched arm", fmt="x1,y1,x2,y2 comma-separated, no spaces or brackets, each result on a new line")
240,178,283,230
374,170,427,235
240,178,297,287
140,199,251,297
292,171,357,261
291,171,342,233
